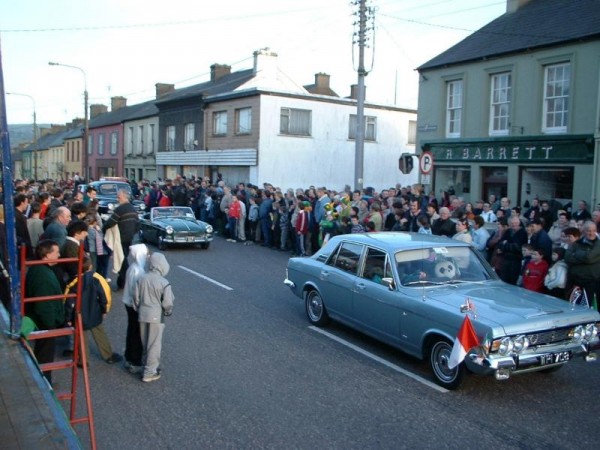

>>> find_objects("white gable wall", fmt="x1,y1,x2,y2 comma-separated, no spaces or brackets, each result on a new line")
256,94,418,191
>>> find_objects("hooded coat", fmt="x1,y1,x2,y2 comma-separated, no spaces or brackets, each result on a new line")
134,253,174,323
122,243,148,307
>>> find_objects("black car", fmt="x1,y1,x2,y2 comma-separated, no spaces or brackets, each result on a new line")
87,180,145,220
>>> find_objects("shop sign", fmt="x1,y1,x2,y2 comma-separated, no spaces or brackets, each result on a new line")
423,136,593,163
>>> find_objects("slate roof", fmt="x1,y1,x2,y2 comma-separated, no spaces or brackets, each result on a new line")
155,69,255,105
89,99,158,128
303,83,339,97
22,129,71,151
418,0,600,71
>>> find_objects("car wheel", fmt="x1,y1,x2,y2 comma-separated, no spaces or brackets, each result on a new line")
158,236,167,251
429,338,465,390
305,289,330,326
200,242,210,250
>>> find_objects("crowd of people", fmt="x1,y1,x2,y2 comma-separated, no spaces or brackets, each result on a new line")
2,175,600,384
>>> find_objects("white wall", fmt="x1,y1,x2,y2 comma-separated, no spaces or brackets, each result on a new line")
256,95,418,191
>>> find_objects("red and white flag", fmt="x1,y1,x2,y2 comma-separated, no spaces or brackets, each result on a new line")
448,315,480,369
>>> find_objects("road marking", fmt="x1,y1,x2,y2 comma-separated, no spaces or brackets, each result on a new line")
309,326,448,393
177,265,233,291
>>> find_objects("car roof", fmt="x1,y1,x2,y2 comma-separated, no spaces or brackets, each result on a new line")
329,232,469,251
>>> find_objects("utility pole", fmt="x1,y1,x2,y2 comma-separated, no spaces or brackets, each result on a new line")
352,0,375,192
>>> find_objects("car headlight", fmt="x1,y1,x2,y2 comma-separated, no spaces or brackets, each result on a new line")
498,337,514,355
513,335,529,353
583,323,598,341
108,203,115,211
570,325,585,343
206,225,213,234
165,226,174,234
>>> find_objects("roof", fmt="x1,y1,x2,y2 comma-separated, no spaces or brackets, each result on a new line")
89,99,158,129
328,232,467,250
303,83,339,97
418,0,600,71
22,129,70,151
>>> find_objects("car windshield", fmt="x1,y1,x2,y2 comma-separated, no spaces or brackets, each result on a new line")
152,207,195,221
96,183,131,196
395,246,494,287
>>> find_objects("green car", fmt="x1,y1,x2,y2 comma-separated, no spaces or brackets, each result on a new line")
284,232,600,389
139,206,213,250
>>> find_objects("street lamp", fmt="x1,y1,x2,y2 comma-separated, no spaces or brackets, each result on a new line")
48,61,89,181
7,92,37,180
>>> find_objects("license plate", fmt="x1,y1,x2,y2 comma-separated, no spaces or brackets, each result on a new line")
539,351,571,365
186,236,195,242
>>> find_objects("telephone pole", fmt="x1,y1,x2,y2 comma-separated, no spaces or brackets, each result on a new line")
352,0,375,192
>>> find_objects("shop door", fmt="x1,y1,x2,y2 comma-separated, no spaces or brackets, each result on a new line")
482,167,507,201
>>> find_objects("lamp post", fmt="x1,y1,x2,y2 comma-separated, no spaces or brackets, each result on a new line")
7,92,37,179
48,61,89,181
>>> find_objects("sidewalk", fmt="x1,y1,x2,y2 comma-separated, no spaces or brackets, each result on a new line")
0,310,81,449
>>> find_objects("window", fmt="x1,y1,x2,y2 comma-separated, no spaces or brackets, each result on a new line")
110,132,118,155
235,107,252,134
362,248,393,285
137,125,144,155
88,135,93,155
166,125,175,151
98,134,105,156
76,140,80,162
489,73,511,136
148,124,155,155
408,120,417,145
348,115,377,141
520,167,573,206
280,108,311,136
446,80,462,138
327,242,363,275
543,62,570,133
213,111,227,136
184,123,195,150
127,126,134,155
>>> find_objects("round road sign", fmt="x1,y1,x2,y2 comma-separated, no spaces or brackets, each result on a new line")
420,152,434,174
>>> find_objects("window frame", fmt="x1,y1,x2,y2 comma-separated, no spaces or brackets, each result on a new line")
110,131,118,155
235,107,252,135
148,124,155,155
446,80,463,138
280,107,312,136
348,114,377,141
212,111,228,136
98,133,105,156
542,62,570,134
166,125,176,151
184,123,195,150
489,72,511,136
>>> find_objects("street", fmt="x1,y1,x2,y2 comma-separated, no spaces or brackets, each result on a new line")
58,237,600,449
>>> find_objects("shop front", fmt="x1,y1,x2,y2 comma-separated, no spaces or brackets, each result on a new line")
421,135,594,208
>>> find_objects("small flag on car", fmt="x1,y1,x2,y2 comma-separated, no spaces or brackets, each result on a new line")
448,315,480,370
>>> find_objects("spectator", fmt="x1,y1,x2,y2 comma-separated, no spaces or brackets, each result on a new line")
471,216,490,255
545,248,568,299
524,198,541,222
14,193,33,259
431,207,456,237
417,214,432,234
528,218,553,263
63,220,89,282
565,221,600,310
522,247,549,293
539,201,554,231
43,206,71,251
452,218,472,244
572,200,592,222
27,202,44,249
497,216,528,285
548,212,570,247
401,199,421,232
561,227,581,250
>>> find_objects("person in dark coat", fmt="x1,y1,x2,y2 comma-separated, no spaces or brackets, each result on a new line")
565,221,600,309
14,193,33,260
528,217,553,263
497,216,528,285
431,207,456,237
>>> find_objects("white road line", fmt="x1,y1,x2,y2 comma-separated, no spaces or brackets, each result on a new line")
308,326,448,393
177,265,234,291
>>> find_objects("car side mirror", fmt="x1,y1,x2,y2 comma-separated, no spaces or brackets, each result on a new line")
382,277,395,290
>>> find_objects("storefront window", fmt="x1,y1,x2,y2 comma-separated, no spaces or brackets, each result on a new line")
520,167,573,206
481,166,507,201
434,166,471,200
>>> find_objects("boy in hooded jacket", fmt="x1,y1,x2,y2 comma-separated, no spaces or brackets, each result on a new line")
133,252,174,382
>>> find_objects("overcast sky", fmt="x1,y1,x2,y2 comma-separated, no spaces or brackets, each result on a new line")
1,0,506,125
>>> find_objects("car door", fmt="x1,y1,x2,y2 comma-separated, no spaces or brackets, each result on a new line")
318,241,363,321
352,247,402,343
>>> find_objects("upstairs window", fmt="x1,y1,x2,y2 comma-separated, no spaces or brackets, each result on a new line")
137,125,144,155
166,125,175,151
148,124,155,155
213,111,227,136
235,107,252,134
446,80,462,138
110,132,118,155
280,107,311,136
184,123,195,150
349,114,377,141
98,133,105,156
543,62,570,133
408,120,417,145
489,73,511,136
127,126,134,156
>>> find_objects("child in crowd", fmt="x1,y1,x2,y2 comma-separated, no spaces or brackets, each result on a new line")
350,215,366,233
522,247,549,293
248,196,259,242
122,244,149,374
517,244,533,287
134,252,174,383
85,213,109,280
417,214,432,234
64,255,122,365
544,247,568,299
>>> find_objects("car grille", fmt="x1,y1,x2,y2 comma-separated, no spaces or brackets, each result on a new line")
526,328,572,346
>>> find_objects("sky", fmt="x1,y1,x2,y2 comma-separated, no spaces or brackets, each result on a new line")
0,0,507,125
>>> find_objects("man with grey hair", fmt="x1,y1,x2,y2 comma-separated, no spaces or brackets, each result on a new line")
103,189,139,290
497,216,527,285
431,207,456,237
43,206,72,251
565,220,600,308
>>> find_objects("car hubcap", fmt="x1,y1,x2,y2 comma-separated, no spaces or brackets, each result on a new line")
308,294,322,321
432,342,456,382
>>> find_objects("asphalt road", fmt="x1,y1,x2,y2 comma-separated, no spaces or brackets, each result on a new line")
55,237,600,449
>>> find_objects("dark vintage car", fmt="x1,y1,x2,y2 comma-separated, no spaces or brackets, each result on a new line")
139,206,213,250
284,232,600,389
86,180,145,220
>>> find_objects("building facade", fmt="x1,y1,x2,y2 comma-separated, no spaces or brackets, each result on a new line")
416,0,600,209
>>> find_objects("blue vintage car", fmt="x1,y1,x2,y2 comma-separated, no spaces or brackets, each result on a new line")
139,206,213,250
284,232,600,389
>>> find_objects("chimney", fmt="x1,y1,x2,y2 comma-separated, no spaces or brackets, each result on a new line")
315,73,330,89
111,96,127,111
69,118,84,129
155,83,175,99
349,84,367,100
506,0,533,13
210,64,232,82
90,104,108,119
253,47,278,78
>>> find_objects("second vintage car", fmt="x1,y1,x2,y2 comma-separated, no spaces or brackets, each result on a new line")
139,206,213,250
284,232,600,389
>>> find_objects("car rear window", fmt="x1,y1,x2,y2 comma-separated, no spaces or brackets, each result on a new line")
96,183,131,196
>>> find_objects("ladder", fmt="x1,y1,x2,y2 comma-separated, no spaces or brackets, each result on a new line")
20,244,97,450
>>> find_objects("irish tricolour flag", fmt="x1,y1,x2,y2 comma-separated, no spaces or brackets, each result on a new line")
448,315,480,369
